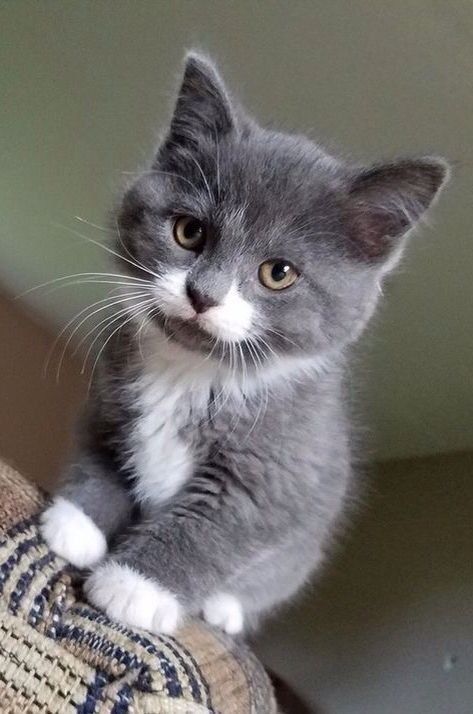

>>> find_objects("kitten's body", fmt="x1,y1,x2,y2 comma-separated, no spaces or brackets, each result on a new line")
57,321,349,630
41,53,448,635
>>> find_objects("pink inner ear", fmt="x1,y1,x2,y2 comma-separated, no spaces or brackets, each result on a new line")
346,202,402,260
345,157,449,261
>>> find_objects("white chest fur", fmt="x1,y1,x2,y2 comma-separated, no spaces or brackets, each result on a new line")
127,325,325,505
129,340,215,505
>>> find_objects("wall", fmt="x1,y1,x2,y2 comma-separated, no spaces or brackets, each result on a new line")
256,452,473,714
0,291,86,490
1,1,472,461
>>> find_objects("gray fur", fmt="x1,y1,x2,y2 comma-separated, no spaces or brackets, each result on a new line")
53,53,449,628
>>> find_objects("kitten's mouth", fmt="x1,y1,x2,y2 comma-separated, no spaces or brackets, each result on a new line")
152,312,216,354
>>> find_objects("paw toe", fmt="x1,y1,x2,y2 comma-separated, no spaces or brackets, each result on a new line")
85,562,182,635
40,498,107,568
203,592,244,634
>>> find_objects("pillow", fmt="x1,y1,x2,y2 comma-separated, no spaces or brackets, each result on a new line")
0,459,276,713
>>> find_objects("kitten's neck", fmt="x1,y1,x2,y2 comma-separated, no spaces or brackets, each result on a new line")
136,324,337,401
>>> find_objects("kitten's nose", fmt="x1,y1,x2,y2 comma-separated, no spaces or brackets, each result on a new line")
186,283,218,314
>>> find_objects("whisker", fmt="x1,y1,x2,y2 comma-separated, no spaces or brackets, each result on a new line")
135,309,158,360
74,292,153,362
244,338,270,439
74,214,164,296
88,299,155,392
114,217,155,280
44,290,148,378
52,223,161,281
83,296,155,376
52,291,151,382
212,123,221,202
262,327,300,350
252,334,278,361
74,216,109,232
17,271,150,298
43,279,152,297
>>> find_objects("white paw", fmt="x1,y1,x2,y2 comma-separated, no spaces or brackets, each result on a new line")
84,562,182,635
40,497,107,569
203,592,244,634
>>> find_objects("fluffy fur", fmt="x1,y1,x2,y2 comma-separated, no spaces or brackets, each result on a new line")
41,53,449,635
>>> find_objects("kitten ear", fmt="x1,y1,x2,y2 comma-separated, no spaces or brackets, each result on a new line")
167,52,235,146
345,157,450,266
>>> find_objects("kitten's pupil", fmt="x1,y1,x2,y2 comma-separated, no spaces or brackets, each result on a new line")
272,263,290,282
184,219,202,240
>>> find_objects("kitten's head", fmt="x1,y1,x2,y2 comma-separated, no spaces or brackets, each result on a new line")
117,53,449,372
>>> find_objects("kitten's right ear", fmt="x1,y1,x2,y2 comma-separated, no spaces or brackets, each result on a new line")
165,52,236,148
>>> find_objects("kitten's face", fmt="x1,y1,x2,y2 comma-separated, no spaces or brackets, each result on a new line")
117,54,448,371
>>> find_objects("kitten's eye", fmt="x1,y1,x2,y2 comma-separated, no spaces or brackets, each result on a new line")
173,216,206,251
259,260,299,290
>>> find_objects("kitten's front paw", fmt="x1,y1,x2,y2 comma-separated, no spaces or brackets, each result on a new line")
40,497,107,568
203,592,244,634
85,562,182,635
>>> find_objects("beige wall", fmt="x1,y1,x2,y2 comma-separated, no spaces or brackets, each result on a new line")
0,291,86,490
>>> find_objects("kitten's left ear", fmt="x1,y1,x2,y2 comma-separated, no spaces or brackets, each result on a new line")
345,156,450,267
166,52,236,146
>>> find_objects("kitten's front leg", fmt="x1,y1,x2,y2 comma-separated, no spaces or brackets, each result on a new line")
84,518,204,635
84,479,261,635
41,456,132,569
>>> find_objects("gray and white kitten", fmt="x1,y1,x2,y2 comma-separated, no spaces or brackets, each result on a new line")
41,53,449,636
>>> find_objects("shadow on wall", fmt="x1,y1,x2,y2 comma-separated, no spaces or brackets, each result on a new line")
268,669,316,713
256,452,473,714
0,290,86,490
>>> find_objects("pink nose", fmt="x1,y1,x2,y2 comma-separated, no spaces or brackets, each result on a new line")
186,284,218,314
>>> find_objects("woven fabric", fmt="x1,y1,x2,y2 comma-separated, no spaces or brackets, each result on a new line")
0,460,276,714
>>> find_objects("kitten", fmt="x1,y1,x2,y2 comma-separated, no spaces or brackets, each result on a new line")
41,53,449,636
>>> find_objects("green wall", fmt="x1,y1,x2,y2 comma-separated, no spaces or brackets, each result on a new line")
1,1,472,460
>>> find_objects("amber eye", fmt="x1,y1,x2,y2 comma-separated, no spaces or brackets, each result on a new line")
259,260,299,290
173,216,206,251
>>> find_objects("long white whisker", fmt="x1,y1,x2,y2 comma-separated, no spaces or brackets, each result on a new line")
263,327,300,350
43,279,152,297
212,124,221,202
17,271,150,298
54,291,151,382
135,309,157,360
87,299,155,392
44,290,150,379
74,216,108,232
253,334,278,362
74,292,153,360
244,339,270,440
83,297,155,376
53,223,161,281
114,217,155,279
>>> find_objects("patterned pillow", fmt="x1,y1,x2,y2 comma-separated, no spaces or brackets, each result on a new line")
0,460,276,713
